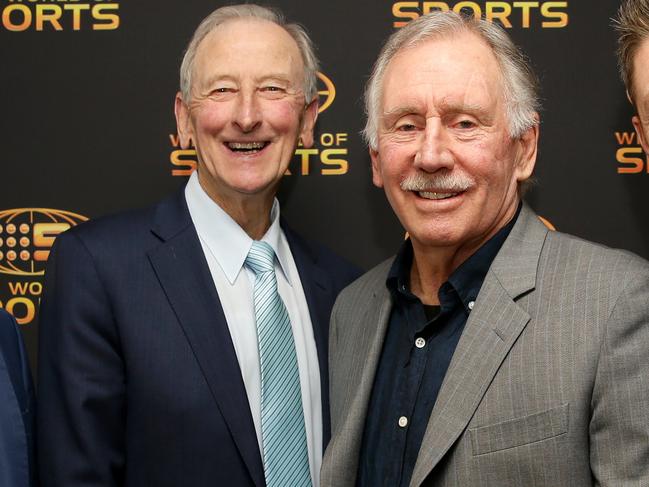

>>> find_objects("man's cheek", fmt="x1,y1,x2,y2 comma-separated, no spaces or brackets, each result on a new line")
269,101,302,125
380,143,407,165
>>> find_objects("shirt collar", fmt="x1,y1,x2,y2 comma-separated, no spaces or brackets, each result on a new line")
387,203,521,310
184,171,292,285
386,239,415,300
447,204,520,310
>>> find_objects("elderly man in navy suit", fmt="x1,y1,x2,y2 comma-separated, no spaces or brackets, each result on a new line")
37,4,358,487
0,309,34,487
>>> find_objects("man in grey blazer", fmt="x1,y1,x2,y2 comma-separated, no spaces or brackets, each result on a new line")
321,11,649,487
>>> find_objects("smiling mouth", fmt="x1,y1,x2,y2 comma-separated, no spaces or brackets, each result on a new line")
417,191,462,200
226,141,269,153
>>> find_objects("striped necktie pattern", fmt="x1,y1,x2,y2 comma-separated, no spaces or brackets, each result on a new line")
245,241,312,487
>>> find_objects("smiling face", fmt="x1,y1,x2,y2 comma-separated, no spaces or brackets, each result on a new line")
370,32,537,259
631,38,649,153
174,18,317,209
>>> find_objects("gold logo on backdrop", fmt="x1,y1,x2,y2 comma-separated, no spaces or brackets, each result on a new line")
538,216,555,230
317,72,336,114
615,129,648,174
1,0,120,32
0,208,87,277
0,208,87,325
392,1,569,28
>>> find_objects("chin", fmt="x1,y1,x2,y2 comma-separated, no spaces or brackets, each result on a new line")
402,215,456,241
232,178,280,197
408,229,463,248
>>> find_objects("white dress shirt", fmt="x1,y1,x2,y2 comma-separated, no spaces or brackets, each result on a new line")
185,172,322,486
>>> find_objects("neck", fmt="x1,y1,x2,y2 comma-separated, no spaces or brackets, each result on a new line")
198,173,275,240
409,202,519,305
409,245,456,305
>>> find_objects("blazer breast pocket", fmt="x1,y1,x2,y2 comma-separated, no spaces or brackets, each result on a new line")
469,403,569,456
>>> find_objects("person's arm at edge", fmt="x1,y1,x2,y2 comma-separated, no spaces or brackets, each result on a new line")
590,256,649,485
37,230,125,487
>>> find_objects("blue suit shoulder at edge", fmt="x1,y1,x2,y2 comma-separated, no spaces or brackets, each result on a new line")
0,309,35,487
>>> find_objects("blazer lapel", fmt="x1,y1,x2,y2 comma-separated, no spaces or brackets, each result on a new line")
147,190,265,487
410,204,549,486
330,274,393,479
283,225,333,441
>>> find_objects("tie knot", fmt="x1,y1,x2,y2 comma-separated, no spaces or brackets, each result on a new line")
245,241,276,275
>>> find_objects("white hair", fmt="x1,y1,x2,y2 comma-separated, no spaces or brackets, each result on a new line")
179,4,319,103
363,11,540,149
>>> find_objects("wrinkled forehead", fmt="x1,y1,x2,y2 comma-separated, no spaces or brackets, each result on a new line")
192,18,305,83
380,32,507,113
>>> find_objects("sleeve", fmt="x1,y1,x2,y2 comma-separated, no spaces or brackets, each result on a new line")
0,310,35,487
589,260,649,485
37,231,125,487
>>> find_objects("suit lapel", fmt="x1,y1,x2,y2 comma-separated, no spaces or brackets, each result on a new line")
410,204,549,486
147,190,265,487
283,225,333,442
333,276,393,477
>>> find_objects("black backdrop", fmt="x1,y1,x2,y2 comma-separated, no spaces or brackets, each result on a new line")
1,1,645,372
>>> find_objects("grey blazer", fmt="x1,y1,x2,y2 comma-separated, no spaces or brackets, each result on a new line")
322,204,649,487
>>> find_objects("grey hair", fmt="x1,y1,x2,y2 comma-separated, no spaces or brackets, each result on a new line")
363,11,540,149
179,4,319,103
614,0,649,104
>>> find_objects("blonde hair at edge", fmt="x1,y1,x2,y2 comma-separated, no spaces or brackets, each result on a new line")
615,0,649,103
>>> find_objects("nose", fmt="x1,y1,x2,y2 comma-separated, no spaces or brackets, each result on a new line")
233,91,262,133
414,117,454,172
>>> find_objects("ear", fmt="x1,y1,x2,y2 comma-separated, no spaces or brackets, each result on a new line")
370,147,384,188
174,92,194,149
632,115,649,154
514,118,539,183
299,98,319,148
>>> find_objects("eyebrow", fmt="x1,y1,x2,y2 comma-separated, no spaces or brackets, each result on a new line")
437,99,489,114
382,106,419,119
382,100,490,118
201,73,293,88
380,106,422,128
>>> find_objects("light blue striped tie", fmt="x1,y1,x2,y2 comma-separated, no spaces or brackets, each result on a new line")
245,241,312,487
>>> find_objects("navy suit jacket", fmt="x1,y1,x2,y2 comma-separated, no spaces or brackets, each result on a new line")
0,309,35,487
37,188,360,487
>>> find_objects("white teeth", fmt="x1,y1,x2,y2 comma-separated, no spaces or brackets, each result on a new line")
418,191,459,200
228,142,266,150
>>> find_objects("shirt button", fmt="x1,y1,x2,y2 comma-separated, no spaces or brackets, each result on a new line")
468,300,475,310
398,416,408,428
415,337,426,348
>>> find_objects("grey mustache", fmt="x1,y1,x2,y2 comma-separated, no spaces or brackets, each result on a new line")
400,172,473,192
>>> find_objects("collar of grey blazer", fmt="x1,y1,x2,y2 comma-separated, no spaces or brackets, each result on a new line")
486,201,550,299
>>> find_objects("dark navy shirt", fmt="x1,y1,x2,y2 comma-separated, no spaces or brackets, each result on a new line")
356,211,519,487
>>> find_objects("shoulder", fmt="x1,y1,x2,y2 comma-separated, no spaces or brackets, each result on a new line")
538,230,649,317
52,190,184,263
543,230,649,282
44,195,183,292
334,257,394,311
59,204,157,251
